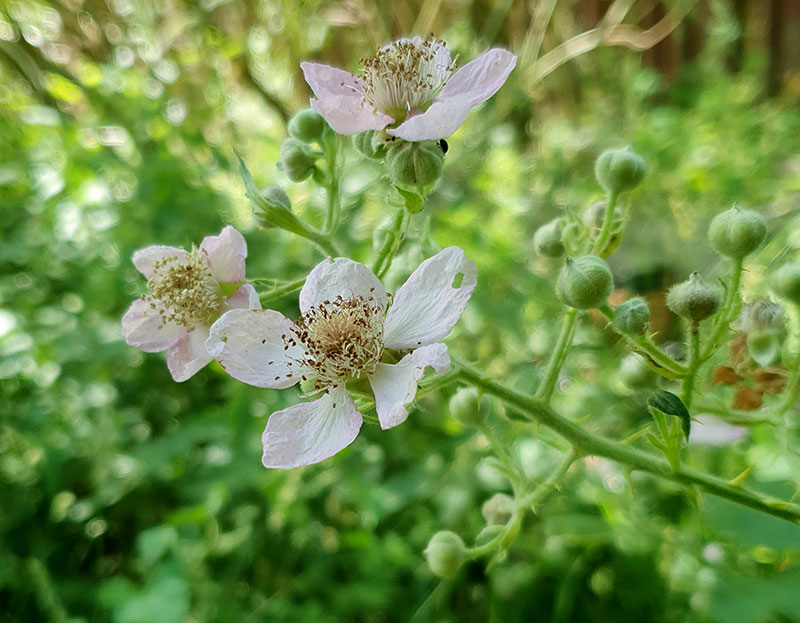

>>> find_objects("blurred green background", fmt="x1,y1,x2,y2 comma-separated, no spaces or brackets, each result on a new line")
2,1,800,621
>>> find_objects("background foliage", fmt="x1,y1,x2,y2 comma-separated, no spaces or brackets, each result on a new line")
1,0,800,621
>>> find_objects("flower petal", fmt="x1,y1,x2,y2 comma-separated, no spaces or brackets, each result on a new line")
368,343,450,430
438,48,517,106
301,62,365,98
262,385,362,469
206,309,306,389
167,325,212,382
386,99,473,141
311,95,393,135
224,284,261,311
132,245,188,280
383,247,477,349
299,257,387,314
200,226,247,283
122,297,183,353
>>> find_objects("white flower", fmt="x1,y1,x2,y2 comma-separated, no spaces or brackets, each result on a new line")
206,247,477,469
122,226,260,382
301,36,516,141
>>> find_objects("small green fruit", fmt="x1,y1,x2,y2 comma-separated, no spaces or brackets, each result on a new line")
481,493,514,525
287,109,326,143
771,262,800,306
708,205,767,260
594,147,646,195
449,387,490,427
424,531,465,579
278,138,316,182
666,272,721,321
386,140,444,189
556,255,614,309
613,297,650,335
533,219,565,258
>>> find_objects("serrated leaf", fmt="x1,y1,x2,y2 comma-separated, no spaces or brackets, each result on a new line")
647,390,691,440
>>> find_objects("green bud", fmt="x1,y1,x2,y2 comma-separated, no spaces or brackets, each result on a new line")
708,205,767,260
619,354,655,390
594,147,646,195
613,297,650,334
287,109,326,143
386,140,443,189
561,221,586,255
254,186,292,229
353,131,388,160
449,387,490,427
746,332,782,367
533,219,565,258
666,272,721,321
771,262,800,306
424,531,465,579
556,255,614,309
278,138,316,182
481,493,514,525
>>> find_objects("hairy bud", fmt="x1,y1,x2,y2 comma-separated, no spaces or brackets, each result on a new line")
424,531,465,579
594,147,646,195
278,138,316,182
666,272,721,321
387,140,444,189
708,205,767,260
771,262,800,306
287,109,326,143
613,297,650,335
481,493,514,525
353,130,388,160
533,219,565,258
449,387,489,427
556,255,614,309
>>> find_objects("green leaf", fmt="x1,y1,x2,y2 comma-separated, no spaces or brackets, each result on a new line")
647,390,691,440
394,186,424,214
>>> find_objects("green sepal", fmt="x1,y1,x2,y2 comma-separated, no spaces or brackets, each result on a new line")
394,186,425,214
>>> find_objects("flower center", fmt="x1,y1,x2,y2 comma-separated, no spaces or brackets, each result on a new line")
360,36,454,123
291,294,385,389
144,250,222,328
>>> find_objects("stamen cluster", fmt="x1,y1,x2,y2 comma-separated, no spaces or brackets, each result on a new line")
145,251,222,328
290,293,385,389
359,36,454,120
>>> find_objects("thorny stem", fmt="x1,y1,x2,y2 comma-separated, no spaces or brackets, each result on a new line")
519,446,579,510
590,191,618,256
254,277,306,305
701,258,743,361
681,320,701,409
455,358,800,525
372,206,410,278
535,308,579,403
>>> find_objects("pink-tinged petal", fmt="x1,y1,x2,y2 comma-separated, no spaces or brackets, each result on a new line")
301,61,364,99
132,245,188,280
386,98,473,141
367,343,450,430
310,95,393,135
206,309,307,389
383,247,477,349
122,297,183,353
167,325,212,382
299,257,387,314
200,226,247,283
438,48,517,106
223,284,261,311
689,415,749,446
262,385,362,469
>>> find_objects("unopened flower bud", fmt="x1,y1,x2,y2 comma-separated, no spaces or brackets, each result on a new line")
708,205,767,260
353,131,387,160
449,387,489,427
594,147,646,195
556,255,614,309
387,140,444,189
287,109,326,143
533,219,565,258
254,186,292,229
771,262,800,306
278,138,316,182
613,297,650,334
481,493,514,525
666,272,721,321
424,531,465,579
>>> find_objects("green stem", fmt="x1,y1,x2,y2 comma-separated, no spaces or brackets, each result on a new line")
254,277,305,304
455,359,800,524
776,364,800,415
590,191,618,256
536,309,579,403
322,133,341,236
701,258,743,361
372,206,409,278
681,320,701,409
519,446,579,510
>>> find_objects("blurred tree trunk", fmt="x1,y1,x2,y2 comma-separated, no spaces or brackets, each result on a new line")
767,0,785,96
727,0,747,73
